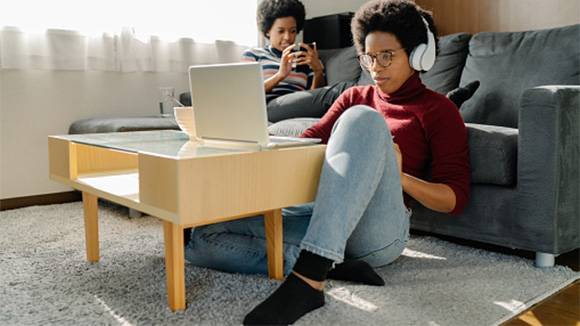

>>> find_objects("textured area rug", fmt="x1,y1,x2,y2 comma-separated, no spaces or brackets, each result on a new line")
1,201,577,326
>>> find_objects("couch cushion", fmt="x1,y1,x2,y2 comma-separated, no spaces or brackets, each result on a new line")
357,32,472,93
268,118,320,137
68,116,180,134
318,46,361,85
466,123,518,185
460,24,580,128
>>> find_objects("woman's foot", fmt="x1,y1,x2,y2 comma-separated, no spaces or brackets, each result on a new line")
327,259,385,286
243,273,325,325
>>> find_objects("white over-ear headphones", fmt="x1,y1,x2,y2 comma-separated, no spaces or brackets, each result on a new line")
409,17,436,71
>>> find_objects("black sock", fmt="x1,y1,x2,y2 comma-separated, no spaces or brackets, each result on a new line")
292,250,334,282
243,251,331,325
243,273,325,325
327,259,385,286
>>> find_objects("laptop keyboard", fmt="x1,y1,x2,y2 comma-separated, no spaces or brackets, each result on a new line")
268,136,303,144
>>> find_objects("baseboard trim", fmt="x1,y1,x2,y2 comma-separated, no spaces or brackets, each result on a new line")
0,191,82,211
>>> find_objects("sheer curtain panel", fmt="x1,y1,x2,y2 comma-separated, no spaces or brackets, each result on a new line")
0,27,119,71
0,1,257,72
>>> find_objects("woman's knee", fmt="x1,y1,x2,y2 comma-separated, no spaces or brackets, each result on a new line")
332,105,391,139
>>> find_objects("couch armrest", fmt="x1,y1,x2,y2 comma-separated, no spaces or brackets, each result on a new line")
517,85,579,252
465,123,518,185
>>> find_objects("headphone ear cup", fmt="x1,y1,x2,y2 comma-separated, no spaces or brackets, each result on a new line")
409,17,436,71
422,24,436,71
409,43,427,71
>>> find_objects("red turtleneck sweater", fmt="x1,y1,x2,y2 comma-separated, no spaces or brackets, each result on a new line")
300,73,471,216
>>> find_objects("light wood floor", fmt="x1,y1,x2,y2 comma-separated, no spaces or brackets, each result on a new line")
503,249,579,326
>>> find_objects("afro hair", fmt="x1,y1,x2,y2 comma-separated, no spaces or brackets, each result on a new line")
257,0,306,38
351,0,437,57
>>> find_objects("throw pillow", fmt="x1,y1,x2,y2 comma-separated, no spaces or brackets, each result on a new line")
268,118,320,137
446,80,480,109
459,24,580,128
318,46,361,85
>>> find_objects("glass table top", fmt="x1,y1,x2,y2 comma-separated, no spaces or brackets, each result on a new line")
60,130,256,158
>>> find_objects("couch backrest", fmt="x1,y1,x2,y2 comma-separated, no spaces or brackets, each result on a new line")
459,24,580,128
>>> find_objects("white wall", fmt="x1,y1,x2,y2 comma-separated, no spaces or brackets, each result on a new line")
0,70,189,199
0,0,369,200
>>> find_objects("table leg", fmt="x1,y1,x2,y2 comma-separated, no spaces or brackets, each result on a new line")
264,209,284,280
162,221,186,312
82,192,99,262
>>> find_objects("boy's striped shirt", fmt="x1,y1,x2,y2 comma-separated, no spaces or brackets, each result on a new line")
241,46,317,102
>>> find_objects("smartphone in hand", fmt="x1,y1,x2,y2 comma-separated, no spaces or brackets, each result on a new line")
298,43,315,55
295,43,314,73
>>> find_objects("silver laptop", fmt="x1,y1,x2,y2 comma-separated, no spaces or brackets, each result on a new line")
188,62,321,148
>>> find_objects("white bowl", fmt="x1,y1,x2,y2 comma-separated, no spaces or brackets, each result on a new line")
174,107,197,140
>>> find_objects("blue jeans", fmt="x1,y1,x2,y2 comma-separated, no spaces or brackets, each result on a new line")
185,105,411,275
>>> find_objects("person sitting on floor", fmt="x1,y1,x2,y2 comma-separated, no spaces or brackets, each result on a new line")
185,0,471,324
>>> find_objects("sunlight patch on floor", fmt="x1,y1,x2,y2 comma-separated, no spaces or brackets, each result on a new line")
327,287,378,312
95,295,134,326
402,248,447,260
494,299,525,311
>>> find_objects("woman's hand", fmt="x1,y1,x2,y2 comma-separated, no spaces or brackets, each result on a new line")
295,43,323,74
395,142,457,214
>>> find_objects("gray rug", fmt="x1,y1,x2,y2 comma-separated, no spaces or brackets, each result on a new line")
1,201,577,326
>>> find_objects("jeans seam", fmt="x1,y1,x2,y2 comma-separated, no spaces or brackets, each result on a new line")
356,238,408,261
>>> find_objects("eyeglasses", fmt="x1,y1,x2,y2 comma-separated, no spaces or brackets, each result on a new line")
358,49,406,71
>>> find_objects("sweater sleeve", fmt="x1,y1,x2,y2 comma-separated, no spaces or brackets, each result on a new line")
299,88,353,143
423,98,471,215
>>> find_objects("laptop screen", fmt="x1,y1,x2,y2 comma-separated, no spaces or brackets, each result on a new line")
188,62,270,145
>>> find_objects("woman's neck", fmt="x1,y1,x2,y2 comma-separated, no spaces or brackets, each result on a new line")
378,72,425,102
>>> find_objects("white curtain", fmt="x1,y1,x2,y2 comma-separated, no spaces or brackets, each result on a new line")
0,27,119,71
0,1,256,72
118,30,250,72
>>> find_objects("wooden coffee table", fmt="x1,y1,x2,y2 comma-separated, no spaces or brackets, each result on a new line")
48,130,325,311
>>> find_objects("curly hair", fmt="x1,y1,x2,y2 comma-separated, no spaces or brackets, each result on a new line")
257,0,306,38
351,0,437,56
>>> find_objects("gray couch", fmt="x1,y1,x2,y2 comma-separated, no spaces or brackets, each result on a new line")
268,24,579,267
69,24,579,267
